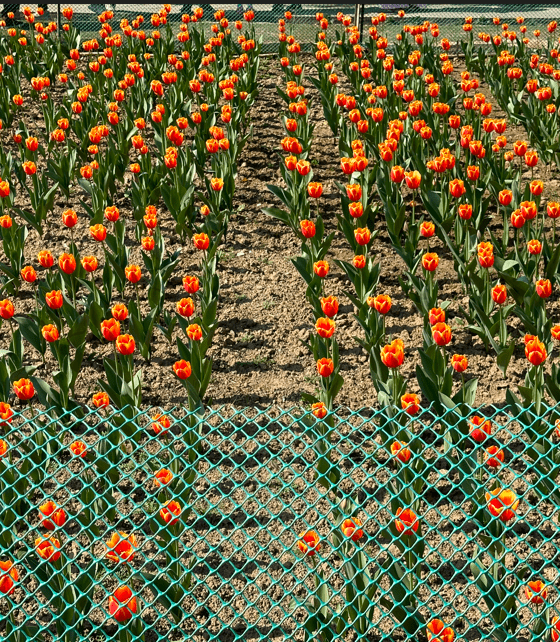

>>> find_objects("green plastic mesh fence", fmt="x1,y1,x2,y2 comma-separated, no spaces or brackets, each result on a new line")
1,402,560,641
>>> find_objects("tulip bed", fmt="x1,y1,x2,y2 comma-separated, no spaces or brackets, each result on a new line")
2,3,560,641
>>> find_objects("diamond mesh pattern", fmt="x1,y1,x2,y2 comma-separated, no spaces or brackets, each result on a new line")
0,403,559,640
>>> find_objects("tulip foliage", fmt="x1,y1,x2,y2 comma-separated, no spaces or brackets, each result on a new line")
293,6,560,422
0,4,260,419
4,4,560,641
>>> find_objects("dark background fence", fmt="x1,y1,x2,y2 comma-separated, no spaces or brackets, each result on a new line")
6,4,560,52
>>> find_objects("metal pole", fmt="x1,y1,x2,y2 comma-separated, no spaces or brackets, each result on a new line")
359,4,365,42
354,3,361,30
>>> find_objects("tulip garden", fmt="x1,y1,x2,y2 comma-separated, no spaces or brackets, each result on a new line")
3,3,560,641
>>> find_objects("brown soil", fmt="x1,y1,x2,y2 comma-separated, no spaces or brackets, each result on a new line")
0,48,558,642
2,55,558,413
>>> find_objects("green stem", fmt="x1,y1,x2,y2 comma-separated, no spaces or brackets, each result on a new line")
135,284,141,317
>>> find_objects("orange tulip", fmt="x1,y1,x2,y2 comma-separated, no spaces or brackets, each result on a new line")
353,255,366,269
300,220,316,238
525,335,547,366
401,393,420,415
390,165,404,183
21,266,37,283
38,250,54,268
485,445,505,468
23,161,36,176
101,319,121,342
42,324,59,343
422,253,439,272
116,334,135,356
39,501,66,530
449,178,466,198
513,140,528,156
108,586,137,623
0,299,14,320
317,358,334,378
26,136,39,152
0,402,12,429
315,318,335,339
106,532,138,564
448,115,461,129
321,296,339,318
354,227,371,246
125,265,141,284
298,531,320,556
486,488,519,522
308,182,323,199
536,279,552,299
193,233,210,251
420,221,435,238
151,414,172,436
395,508,419,535
155,469,173,487
104,205,120,222
405,170,421,190
35,537,62,562
69,441,87,458
160,500,182,525
90,224,107,242
371,294,391,315
58,253,76,275
0,560,18,595
429,308,445,326
341,518,364,542
477,242,494,269
313,261,329,278
520,201,537,220
187,324,203,342
510,210,526,229
427,620,455,642
547,202,560,219
81,256,98,273
451,354,468,373
391,441,411,463
346,184,362,201
312,402,327,419
14,378,34,401
525,580,547,605
530,180,544,196
380,339,405,368
173,360,192,379
470,416,492,443
525,150,539,167
432,322,452,347
92,392,110,408
492,284,507,305
467,165,480,181
177,298,195,318
182,276,200,294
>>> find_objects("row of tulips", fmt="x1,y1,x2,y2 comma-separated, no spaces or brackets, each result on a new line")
0,6,258,637
286,9,560,425
0,4,260,419
266,9,560,641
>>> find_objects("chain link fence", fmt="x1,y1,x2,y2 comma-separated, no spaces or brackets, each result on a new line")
9,3,560,50
1,402,560,640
